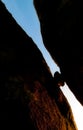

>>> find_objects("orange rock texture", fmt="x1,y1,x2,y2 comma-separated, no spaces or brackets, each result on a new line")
0,1,77,130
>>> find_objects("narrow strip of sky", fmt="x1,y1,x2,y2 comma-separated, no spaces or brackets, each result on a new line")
2,0,60,75
1,1,83,130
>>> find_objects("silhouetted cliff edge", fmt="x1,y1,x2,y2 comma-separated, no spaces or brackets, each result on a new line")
34,0,83,105
0,1,77,130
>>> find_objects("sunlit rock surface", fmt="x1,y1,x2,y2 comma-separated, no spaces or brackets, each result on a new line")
34,0,83,105
0,1,77,130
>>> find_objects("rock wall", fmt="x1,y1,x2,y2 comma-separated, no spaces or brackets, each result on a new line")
34,0,83,105
0,1,77,130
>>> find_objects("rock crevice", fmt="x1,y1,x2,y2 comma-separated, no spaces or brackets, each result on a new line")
0,1,77,130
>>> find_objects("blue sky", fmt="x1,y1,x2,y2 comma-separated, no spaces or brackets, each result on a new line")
2,0,60,75
1,1,83,129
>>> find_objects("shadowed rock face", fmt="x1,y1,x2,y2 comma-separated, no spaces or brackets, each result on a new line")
0,1,77,130
34,0,83,105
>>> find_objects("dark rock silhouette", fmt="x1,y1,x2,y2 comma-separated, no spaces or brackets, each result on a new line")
34,0,83,105
0,1,77,130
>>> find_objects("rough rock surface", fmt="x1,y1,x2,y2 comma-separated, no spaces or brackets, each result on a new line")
0,1,77,130
34,0,83,105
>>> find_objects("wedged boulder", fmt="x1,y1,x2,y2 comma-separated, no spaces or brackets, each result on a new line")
34,0,83,105
0,1,77,130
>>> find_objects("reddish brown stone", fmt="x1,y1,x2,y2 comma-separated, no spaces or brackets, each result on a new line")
0,1,77,130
